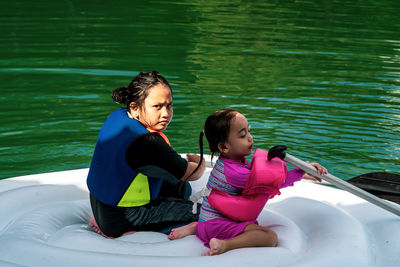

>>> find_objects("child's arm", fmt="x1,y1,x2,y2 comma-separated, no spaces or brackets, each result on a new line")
281,162,327,188
280,168,303,188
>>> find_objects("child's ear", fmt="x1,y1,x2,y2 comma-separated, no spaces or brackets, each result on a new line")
217,142,228,154
129,102,138,112
129,102,140,119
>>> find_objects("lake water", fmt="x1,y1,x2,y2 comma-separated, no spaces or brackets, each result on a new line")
0,0,399,179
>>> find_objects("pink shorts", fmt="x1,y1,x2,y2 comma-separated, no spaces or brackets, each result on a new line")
196,217,257,247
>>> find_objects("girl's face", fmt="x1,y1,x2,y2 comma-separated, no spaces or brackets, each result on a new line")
133,83,173,131
220,112,253,161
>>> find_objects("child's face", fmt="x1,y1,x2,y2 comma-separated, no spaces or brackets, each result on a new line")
135,84,173,131
220,112,253,161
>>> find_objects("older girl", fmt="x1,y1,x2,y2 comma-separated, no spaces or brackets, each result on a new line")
87,71,205,237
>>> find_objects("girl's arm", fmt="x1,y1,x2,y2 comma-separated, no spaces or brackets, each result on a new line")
280,168,303,188
126,133,188,179
181,154,206,181
281,162,327,188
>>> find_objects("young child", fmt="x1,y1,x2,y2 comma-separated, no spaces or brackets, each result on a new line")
169,108,327,256
198,108,326,256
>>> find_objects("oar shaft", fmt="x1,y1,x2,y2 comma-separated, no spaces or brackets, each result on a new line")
284,153,400,217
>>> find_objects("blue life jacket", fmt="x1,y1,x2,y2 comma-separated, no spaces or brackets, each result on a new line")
87,108,163,207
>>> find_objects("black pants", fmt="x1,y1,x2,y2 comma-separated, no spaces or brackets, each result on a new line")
90,188,200,238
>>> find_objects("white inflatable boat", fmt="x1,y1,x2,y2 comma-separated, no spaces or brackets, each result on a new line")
0,166,399,266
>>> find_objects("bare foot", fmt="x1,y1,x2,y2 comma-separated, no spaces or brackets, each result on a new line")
168,222,197,240
121,230,136,237
90,217,108,238
90,217,135,238
202,238,226,256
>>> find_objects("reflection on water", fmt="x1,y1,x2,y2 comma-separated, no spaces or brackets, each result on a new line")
0,0,399,179
0,68,138,77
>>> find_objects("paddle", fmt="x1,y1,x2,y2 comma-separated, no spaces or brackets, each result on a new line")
268,145,400,217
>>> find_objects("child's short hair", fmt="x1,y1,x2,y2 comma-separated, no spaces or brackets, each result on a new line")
204,108,238,154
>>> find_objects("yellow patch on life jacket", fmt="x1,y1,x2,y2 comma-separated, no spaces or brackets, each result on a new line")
117,173,150,207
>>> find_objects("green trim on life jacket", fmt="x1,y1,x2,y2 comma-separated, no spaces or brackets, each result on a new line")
117,173,150,207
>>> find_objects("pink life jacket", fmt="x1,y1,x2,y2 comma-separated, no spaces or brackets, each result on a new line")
207,149,287,221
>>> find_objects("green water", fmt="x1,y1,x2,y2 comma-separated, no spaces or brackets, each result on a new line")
0,0,399,179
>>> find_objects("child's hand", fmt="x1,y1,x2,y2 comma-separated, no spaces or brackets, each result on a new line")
186,154,203,164
302,162,328,182
183,154,206,181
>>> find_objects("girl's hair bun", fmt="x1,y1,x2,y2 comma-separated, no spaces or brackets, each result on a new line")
111,86,131,105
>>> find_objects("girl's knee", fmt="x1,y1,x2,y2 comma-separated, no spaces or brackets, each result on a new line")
260,227,278,246
268,230,278,246
245,225,278,247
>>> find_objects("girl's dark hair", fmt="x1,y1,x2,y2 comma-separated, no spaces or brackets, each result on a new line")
204,108,237,157
185,109,237,180
184,130,205,181
111,71,171,109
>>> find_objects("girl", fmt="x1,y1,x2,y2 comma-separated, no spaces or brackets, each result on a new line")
195,108,326,256
87,71,205,238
